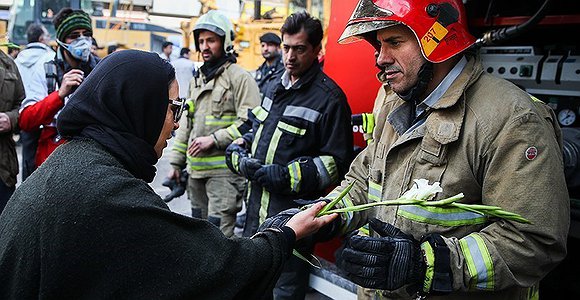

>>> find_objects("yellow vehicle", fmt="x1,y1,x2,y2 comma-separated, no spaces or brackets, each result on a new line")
7,0,179,57
0,19,8,53
92,17,181,57
234,0,330,70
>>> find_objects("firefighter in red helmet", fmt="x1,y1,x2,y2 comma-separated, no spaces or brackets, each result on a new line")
263,0,570,299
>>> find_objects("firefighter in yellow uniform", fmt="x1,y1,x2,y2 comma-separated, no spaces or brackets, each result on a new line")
262,0,569,298
169,10,260,237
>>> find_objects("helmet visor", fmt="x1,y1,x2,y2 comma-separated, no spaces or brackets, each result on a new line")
338,20,399,44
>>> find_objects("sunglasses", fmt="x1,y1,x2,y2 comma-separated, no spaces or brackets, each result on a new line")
169,97,186,123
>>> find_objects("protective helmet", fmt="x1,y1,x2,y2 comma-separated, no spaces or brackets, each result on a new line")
338,0,476,63
193,10,235,54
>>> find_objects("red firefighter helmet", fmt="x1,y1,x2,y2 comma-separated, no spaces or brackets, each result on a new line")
338,0,476,63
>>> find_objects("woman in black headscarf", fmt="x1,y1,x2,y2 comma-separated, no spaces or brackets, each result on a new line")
0,50,336,299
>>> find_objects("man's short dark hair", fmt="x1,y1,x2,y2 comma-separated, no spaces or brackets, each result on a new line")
180,47,190,56
162,41,173,49
26,23,46,44
280,11,323,48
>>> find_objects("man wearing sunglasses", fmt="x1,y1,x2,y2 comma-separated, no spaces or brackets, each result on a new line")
18,8,99,168
168,10,261,238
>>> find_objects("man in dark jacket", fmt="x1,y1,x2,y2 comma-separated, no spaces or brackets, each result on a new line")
0,49,25,212
255,32,284,95
226,12,353,299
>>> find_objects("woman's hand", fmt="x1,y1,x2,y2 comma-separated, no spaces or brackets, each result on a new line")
285,202,338,241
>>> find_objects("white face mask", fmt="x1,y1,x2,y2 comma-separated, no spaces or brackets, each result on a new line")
57,37,92,62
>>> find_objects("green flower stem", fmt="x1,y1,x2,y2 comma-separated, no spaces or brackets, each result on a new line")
292,250,322,269
319,194,531,224
317,182,355,217
322,199,423,214
421,193,464,206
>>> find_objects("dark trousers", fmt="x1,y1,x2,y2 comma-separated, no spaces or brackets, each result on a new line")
0,180,15,213
20,130,40,181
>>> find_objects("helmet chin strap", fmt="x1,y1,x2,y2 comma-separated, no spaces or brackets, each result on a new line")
395,62,434,104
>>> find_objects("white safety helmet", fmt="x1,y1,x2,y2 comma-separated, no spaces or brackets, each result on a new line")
193,10,235,54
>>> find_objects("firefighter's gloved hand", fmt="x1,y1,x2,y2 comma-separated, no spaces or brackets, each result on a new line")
225,143,248,173
254,164,290,193
225,143,262,180
339,218,425,292
239,158,263,180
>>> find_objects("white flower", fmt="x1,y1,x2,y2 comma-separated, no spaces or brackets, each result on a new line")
400,179,442,201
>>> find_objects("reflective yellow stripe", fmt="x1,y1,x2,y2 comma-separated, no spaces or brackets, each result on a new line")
288,161,301,193
187,155,227,170
527,285,539,300
368,181,382,202
252,106,269,122
277,121,306,136
259,188,270,224
205,115,236,126
251,124,264,155
421,242,435,293
398,205,487,226
362,113,375,135
529,95,543,103
232,152,240,172
421,21,448,58
185,99,195,114
265,127,283,164
172,142,187,154
226,124,242,139
459,234,494,291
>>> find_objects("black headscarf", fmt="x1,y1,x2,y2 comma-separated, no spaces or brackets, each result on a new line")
57,50,175,182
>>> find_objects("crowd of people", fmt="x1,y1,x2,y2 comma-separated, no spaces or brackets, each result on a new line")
0,0,571,299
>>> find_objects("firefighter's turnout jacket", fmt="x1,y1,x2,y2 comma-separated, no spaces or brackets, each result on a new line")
329,55,569,299
243,61,353,236
170,61,261,177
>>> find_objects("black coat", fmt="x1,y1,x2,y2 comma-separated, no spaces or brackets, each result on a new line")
244,61,353,236
0,139,290,299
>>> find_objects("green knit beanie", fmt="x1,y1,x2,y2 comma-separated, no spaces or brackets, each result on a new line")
55,10,92,42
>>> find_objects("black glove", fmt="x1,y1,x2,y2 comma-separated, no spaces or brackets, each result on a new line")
225,143,248,173
162,170,188,203
254,164,290,193
225,143,262,180
257,208,300,232
238,157,263,180
339,218,425,292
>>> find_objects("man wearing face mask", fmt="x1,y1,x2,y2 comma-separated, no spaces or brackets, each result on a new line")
19,8,99,168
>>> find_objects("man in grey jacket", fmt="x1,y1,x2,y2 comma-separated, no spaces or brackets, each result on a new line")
15,23,55,180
